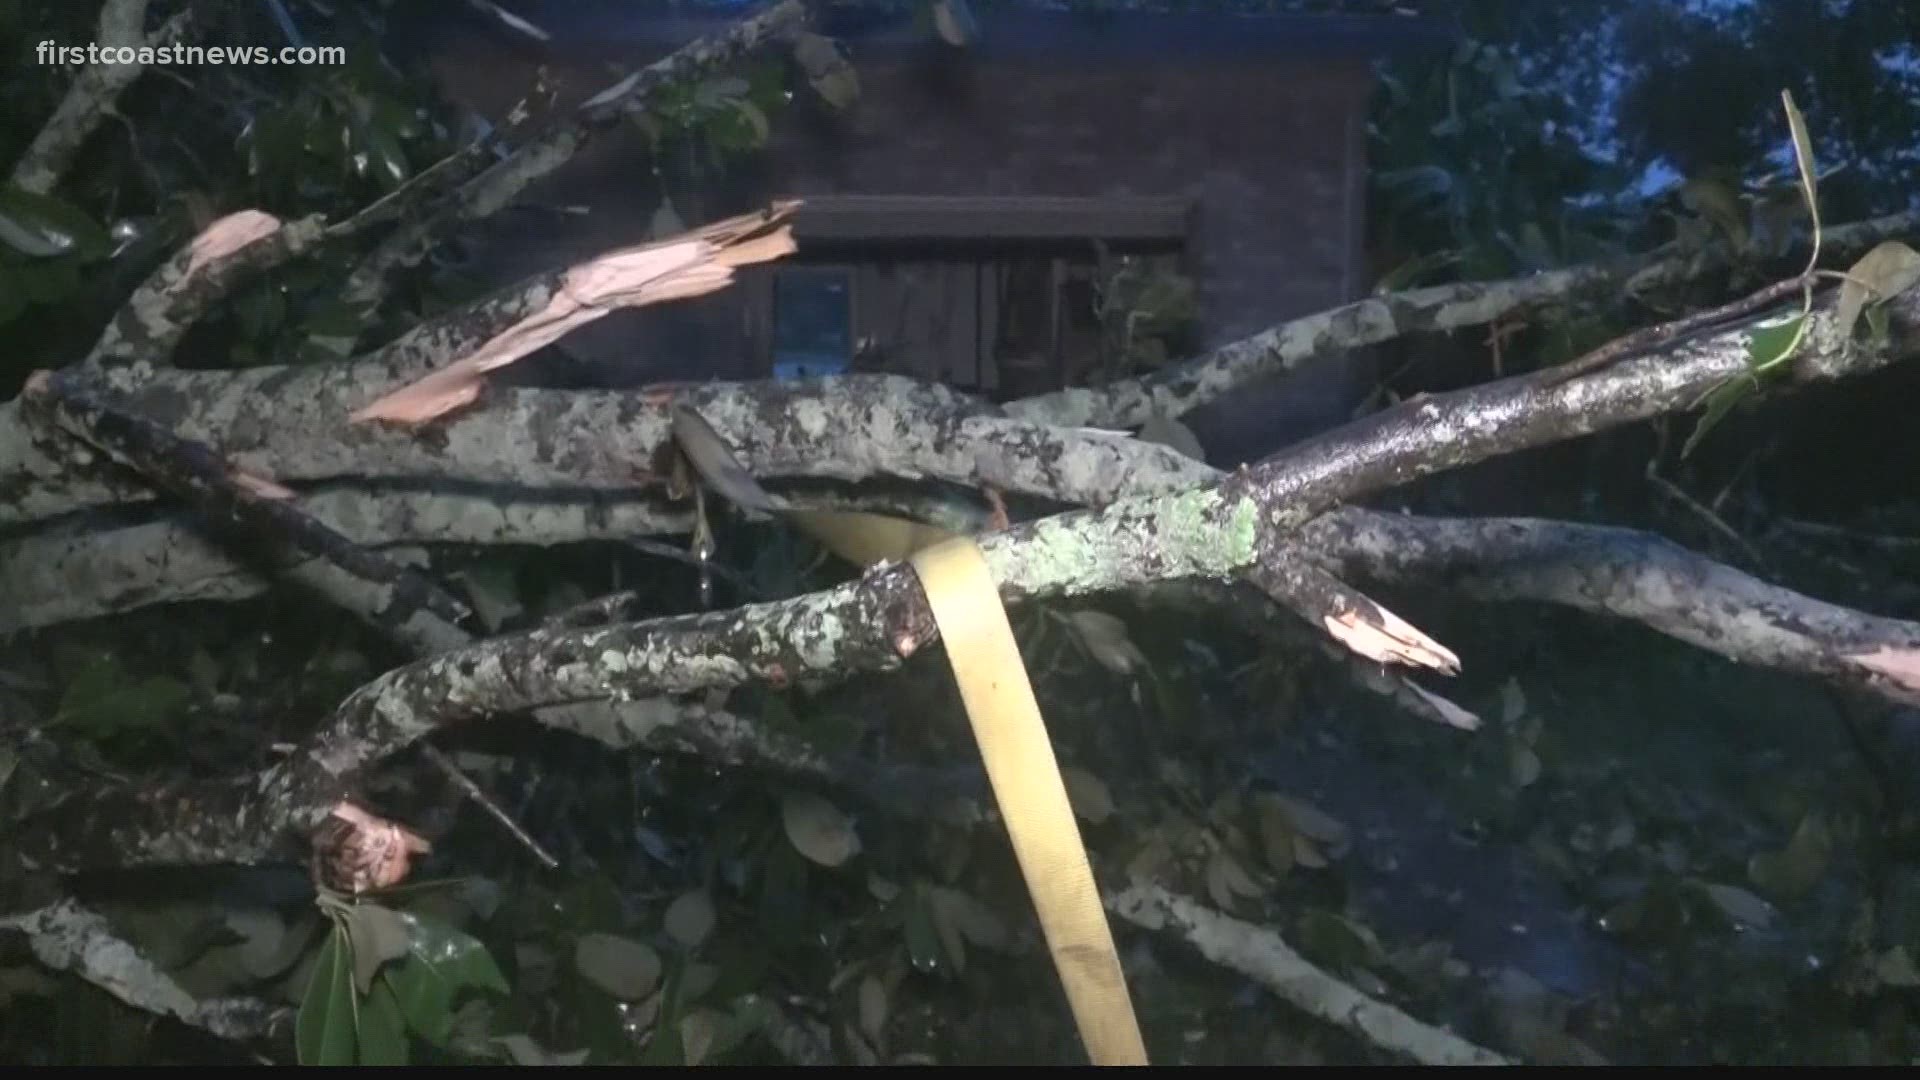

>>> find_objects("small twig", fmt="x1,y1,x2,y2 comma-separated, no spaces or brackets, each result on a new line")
1773,518,1920,555
415,744,559,870
1109,883,1515,1065
1531,273,1810,387
1645,468,1768,568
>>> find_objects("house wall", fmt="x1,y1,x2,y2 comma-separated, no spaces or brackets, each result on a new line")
758,52,1376,461
419,21,1379,464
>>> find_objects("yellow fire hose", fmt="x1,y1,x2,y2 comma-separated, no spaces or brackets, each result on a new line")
669,407,1147,1065
908,538,1148,1066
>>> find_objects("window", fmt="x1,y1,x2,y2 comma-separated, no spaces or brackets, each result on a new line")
771,267,853,379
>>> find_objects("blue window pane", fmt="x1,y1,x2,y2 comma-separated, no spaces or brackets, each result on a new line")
773,268,852,379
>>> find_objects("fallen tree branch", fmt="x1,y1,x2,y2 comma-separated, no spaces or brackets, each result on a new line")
1302,508,1920,706
0,897,286,1044
81,211,328,370
337,0,812,311
1008,207,1920,430
9,1,193,194
20,369,479,648
0,373,1193,528
1108,882,1514,1065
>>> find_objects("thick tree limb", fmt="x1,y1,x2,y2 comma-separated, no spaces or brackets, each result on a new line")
0,373,1195,528
19,369,478,649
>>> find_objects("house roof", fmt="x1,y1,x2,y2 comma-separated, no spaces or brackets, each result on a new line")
475,0,1449,63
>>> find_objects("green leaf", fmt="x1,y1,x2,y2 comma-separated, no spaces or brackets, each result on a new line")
385,954,455,1047
0,185,111,259
663,889,716,950
399,911,509,994
0,262,26,325
1746,310,1807,374
639,964,689,1065
902,886,944,975
385,911,507,1046
1837,241,1920,342
356,117,411,188
22,256,78,304
357,975,410,1064
342,903,413,994
1779,89,1819,250
781,791,862,867
1682,374,1758,460
733,99,771,143
51,654,191,736
296,924,358,1065
574,933,662,1000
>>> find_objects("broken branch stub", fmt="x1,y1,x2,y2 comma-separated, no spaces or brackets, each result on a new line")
348,201,802,426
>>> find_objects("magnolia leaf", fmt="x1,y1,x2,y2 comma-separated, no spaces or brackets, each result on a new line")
1205,849,1262,910
1255,800,1296,875
1837,241,1920,341
357,976,410,1065
225,909,296,980
296,924,357,1065
670,405,782,512
1875,947,1920,988
1747,813,1832,901
1065,609,1148,675
1509,744,1542,789
1747,310,1808,373
1680,178,1748,251
1499,678,1527,726
573,933,662,1000
663,889,716,950
845,1022,880,1066
902,889,944,974
1682,373,1758,459
734,99,771,143
1061,764,1116,824
453,562,524,633
782,791,862,867
857,974,888,1044
663,962,709,1005
0,185,110,258
1268,794,1347,848
929,890,968,974
928,886,1008,952
341,904,413,993
680,1008,724,1066
1701,882,1778,930
792,32,859,110
1780,89,1820,256
1293,834,1329,869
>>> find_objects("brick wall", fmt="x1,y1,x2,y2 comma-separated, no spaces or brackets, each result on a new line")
428,28,1378,464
